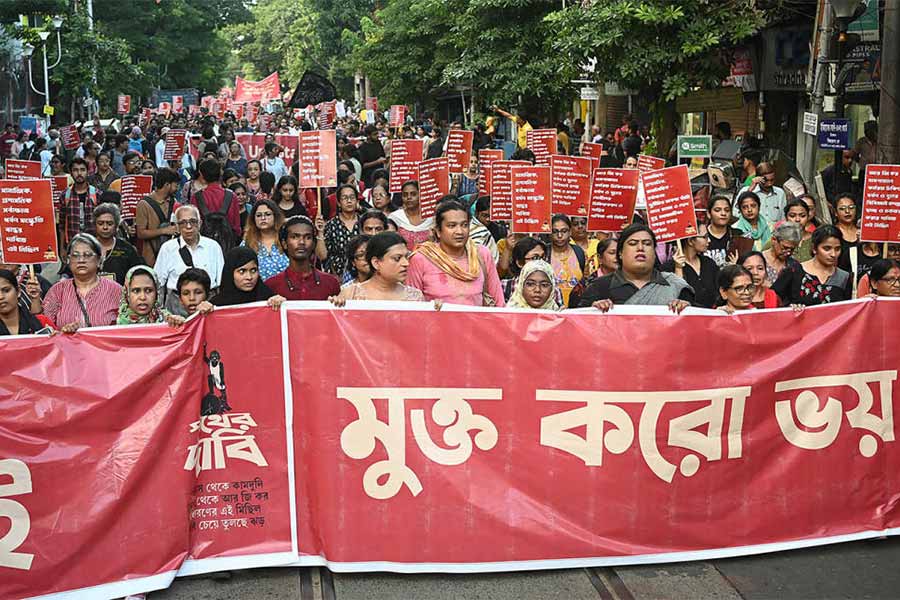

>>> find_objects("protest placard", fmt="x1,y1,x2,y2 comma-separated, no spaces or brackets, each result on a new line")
446,130,474,174
581,142,606,167
418,157,450,219
550,155,592,217
489,160,529,221
511,164,552,234
388,139,425,194
163,130,188,162
119,175,154,221
389,105,406,128
477,149,503,196
60,125,81,151
298,130,337,189
637,154,667,172
5,159,42,180
526,129,557,166
117,94,131,114
588,168,640,232
0,178,59,264
860,164,900,243
641,165,698,243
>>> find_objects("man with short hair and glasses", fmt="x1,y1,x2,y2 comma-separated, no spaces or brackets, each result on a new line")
152,204,224,312
735,161,790,228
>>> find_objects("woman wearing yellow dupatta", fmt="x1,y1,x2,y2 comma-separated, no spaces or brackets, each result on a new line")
406,200,505,306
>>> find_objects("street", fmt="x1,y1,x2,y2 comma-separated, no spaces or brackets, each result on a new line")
154,537,900,599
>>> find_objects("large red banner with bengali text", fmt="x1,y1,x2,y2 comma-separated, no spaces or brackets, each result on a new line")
860,164,900,243
235,133,299,168
233,72,281,103
5,300,900,599
388,139,424,194
0,178,59,264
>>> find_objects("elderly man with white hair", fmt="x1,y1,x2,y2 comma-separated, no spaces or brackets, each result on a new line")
153,204,225,311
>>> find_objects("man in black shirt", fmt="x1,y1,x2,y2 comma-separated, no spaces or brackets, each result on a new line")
93,203,144,285
358,125,386,188
577,224,694,312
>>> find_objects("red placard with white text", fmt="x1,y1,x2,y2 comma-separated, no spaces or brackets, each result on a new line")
511,164,552,234
389,105,406,128
418,157,450,219
637,154,666,172
119,175,154,221
641,165,698,242
189,105,201,116
248,104,261,124
445,130,474,174
235,133,298,168
4,159,42,180
489,160,528,221
140,108,152,127
172,96,184,114
48,175,69,211
860,164,900,243
163,130,188,162
550,155,592,217
298,130,337,189
201,96,215,110
478,149,503,197
317,101,336,129
581,142,606,167
388,139,424,194
0,178,59,264
365,97,378,113
526,129,557,166
159,102,172,117
60,125,81,151
588,168,640,232
117,94,131,114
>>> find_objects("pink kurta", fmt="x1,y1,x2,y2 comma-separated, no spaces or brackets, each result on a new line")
407,244,506,307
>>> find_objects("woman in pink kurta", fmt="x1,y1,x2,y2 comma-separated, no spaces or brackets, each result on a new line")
406,200,505,307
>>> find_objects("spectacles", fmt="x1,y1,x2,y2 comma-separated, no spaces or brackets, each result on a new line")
878,277,900,288
177,219,200,228
730,284,756,295
523,280,553,291
837,206,856,212
70,252,96,261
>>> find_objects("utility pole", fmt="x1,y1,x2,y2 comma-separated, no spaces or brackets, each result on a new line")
798,0,831,188
877,0,899,163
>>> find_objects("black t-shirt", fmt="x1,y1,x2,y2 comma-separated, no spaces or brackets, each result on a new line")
705,230,730,267
660,255,720,308
101,238,145,285
358,140,385,187
772,261,853,306
577,269,695,307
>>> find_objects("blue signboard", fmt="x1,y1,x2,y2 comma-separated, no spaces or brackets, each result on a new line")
818,118,851,150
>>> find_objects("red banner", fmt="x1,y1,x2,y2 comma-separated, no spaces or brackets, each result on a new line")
172,96,184,114
0,178,59,264
389,105,406,128
235,133,299,168
298,130,337,189
365,97,378,113
201,96,215,110
6,301,900,599
4,159,42,180
860,164,900,243
316,101,336,130
418,157,450,219
117,94,131,114
581,142,606,167
247,103,261,124
163,130,188,163
511,164,552,234
477,148,503,197
588,168,639,233
526,129,557,166
550,155,592,217
642,165,698,243
446,130,474,174
489,160,529,221
158,102,172,117
119,175,154,221
140,108,152,127
637,154,666,172
388,139,424,194
48,175,69,211
188,105,201,116
233,72,281,103
60,125,81,151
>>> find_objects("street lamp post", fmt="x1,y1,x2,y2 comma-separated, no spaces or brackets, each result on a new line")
23,16,63,117
829,0,864,199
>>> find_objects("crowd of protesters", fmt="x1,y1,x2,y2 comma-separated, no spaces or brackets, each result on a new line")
1,100,897,338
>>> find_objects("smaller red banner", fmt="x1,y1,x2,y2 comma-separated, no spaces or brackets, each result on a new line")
588,168,640,232
201,96,215,110
48,175,69,211
60,125,81,151
389,139,425,194
234,72,281,103
140,108,152,127
0,178,59,264
637,154,666,172
478,149,504,197
163,130,188,162
511,164,552,234
389,105,406,128
418,157,450,219
119,175,154,221
526,129,557,166
299,130,337,189
213,102,225,120
317,101,336,130
172,96,184,114
188,105,201,116
490,160,529,221
641,165,698,243
365,97,378,113
158,102,172,117
581,142,606,167
550,155,592,217
233,104,245,121
4,159,42,180
860,164,900,243
117,94,131,114
446,130,474,174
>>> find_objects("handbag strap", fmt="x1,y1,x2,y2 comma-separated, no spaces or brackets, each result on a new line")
71,280,92,328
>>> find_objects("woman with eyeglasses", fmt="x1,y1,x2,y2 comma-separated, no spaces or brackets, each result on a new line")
762,223,802,285
834,193,859,246
716,265,756,313
329,231,426,305
507,260,561,310
738,251,780,308
241,199,288,281
772,225,852,306
40,233,123,333
856,244,900,296
867,259,900,297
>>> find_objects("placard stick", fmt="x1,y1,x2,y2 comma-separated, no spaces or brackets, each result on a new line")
319,187,326,220
884,243,889,258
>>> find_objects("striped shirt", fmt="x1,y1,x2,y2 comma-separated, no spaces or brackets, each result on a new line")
43,277,122,328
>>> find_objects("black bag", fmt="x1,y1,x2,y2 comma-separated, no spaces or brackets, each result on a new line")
143,196,175,257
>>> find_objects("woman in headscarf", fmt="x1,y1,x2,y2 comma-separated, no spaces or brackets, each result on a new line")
734,191,772,251
0,269,52,335
117,265,185,326
212,246,285,309
507,260,562,310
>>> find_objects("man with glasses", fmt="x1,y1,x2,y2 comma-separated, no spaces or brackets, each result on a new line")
153,205,224,312
735,161,789,228
108,151,143,195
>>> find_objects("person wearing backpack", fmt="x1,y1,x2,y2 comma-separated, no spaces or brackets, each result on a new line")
548,214,586,307
190,159,241,238
135,168,181,266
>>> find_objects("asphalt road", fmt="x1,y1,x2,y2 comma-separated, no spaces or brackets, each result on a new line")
152,537,900,600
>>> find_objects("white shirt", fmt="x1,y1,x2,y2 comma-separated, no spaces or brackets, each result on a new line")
263,157,288,181
155,138,167,168
733,185,789,228
39,149,53,175
154,235,224,292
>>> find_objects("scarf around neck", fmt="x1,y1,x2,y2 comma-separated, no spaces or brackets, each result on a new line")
117,265,168,325
415,240,481,282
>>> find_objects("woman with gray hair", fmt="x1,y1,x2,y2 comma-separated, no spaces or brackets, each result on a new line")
40,233,123,332
92,202,143,285
762,222,802,285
